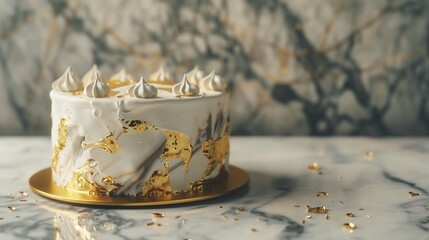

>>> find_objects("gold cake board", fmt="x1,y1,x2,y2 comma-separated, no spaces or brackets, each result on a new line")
29,165,249,207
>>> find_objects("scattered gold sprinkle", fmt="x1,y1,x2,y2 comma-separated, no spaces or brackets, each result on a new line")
366,215,371,218
346,213,355,217
408,192,421,197
219,206,223,208
0,217,3,220
302,220,306,224
7,206,15,212
19,200,27,202
18,191,28,197
175,215,181,219
78,210,85,213
307,162,320,170
146,222,155,226
305,215,312,219
156,223,161,227
358,208,364,211
152,212,165,218
343,222,356,232
316,191,329,197
33,198,38,203
339,201,345,204
8,193,15,200
317,171,323,175
15,216,20,218
293,203,300,207
364,151,374,160
306,205,328,214
182,219,186,224
236,207,246,212
325,214,329,220
233,218,239,221
221,213,227,219
251,228,257,232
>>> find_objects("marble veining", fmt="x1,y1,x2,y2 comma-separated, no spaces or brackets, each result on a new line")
0,0,427,135
0,137,428,239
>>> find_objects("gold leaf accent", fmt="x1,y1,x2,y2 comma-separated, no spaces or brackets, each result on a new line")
202,132,230,177
82,133,120,153
52,117,69,173
161,130,192,170
66,159,123,195
141,163,173,195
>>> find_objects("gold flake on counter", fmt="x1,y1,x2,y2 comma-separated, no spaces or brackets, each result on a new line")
152,212,165,218
346,213,355,217
343,222,356,232
408,191,421,197
325,214,329,220
52,117,70,174
251,228,257,232
82,133,120,153
307,162,320,170
316,191,328,197
305,215,312,219
7,206,16,212
236,207,246,212
364,151,374,160
306,205,328,214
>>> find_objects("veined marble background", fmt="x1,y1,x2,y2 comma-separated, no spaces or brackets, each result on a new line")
0,0,427,135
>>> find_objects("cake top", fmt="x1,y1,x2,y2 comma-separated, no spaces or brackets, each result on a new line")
51,66,228,99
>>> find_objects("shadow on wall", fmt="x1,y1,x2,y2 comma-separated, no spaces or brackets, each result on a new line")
0,0,427,136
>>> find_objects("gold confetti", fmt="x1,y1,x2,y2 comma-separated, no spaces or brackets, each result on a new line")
316,191,329,197
18,191,28,197
146,222,155,226
19,200,27,202
346,213,355,217
343,222,356,232
358,208,364,211
307,162,320,170
156,223,161,227
175,215,181,219
219,206,223,208
15,216,20,218
305,215,312,219
366,215,371,218
236,207,246,212
233,218,239,221
7,206,15,212
8,193,15,200
364,151,374,160
306,205,328,214
152,212,165,218
408,192,421,197
33,198,38,203
182,219,187,224
325,214,329,220
251,228,257,232
339,201,345,204
293,203,300,207
220,213,227,219
302,220,306,224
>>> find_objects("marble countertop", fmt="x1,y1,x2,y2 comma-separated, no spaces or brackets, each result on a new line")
0,137,428,240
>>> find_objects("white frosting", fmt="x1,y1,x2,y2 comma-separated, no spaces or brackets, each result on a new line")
52,67,83,92
82,65,107,87
173,75,200,96
200,71,227,92
109,68,135,83
127,77,158,98
50,89,230,195
186,66,204,86
148,66,173,84
83,72,111,98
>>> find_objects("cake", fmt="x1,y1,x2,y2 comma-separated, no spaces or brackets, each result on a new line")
50,65,230,196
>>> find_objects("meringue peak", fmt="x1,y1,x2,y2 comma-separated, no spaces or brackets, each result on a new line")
186,65,204,86
148,66,174,85
52,66,83,92
83,72,111,98
128,77,158,98
173,75,200,97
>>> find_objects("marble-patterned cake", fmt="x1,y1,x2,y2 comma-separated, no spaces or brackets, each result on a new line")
50,66,230,196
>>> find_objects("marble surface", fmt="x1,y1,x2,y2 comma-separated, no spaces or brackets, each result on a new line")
0,0,427,135
0,137,428,239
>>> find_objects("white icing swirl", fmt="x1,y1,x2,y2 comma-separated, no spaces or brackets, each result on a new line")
127,77,158,98
200,70,227,91
82,65,107,87
83,72,111,98
109,68,135,83
186,66,204,86
52,66,83,92
173,75,200,96
148,66,173,83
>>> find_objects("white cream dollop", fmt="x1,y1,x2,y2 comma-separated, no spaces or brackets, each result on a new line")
82,65,107,87
185,66,204,86
127,77,158,98
52,66,83,92
200,70,227,91
148,66,174,84
83,72,111,98
173,75,200,97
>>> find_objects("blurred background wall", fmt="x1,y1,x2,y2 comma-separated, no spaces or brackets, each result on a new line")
0,0,427,135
